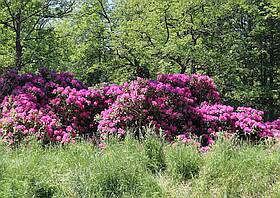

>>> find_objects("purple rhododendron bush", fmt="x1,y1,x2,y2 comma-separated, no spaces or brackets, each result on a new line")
98,74,280,150
0,68,117,145
0,69,279,148
98,74,220,143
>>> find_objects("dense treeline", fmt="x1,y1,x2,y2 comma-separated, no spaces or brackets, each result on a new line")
0,0,279,119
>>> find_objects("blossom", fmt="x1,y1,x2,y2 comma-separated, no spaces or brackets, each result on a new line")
66,126,73,132
0,69,279,148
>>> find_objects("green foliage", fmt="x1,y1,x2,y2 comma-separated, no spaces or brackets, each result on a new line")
0,133,280,197
166,144,203,181
0,0,279,114
191,140,280,197
144,135,166,173
0,0,74,70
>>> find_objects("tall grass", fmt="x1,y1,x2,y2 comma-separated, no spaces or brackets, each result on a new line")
0,134,279,197
143,134,166,173
191,140,280,197
0,138,164,198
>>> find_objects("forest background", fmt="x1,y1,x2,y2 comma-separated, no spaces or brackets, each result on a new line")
0,0,279,120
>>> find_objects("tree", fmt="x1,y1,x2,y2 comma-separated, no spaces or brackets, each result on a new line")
202,0,280,119
2,0,275,117
109,0,222,77
0,0,75,70
53,0,115,84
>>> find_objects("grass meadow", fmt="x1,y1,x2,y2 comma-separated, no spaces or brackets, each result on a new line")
0,133,279,198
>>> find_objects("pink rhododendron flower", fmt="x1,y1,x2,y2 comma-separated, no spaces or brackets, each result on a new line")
0,69,279,148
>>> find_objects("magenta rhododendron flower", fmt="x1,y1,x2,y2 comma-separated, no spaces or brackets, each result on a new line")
0,68,112,145
97,74,279,147
0,69,279,148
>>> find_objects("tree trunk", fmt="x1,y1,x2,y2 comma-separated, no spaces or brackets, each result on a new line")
15,12,22,70
190,59,196,74
180,65,186,74
268,41,274,86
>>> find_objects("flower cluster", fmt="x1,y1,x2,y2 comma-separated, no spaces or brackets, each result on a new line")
0,69,279,147
98,75,279,148
232,107,272,138
157,74,221,104
50,87,109,136
265,119,280,138
194,104,277,148
98,78,199,141
0,69,108,145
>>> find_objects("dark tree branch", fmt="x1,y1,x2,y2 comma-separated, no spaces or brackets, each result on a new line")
15,10,23,69
164,9,170,44
116,50,135,66
138,30,155,48
28,1,74,20
4,0,16,30
24,17,41,41
21,6,46,23
168,56,190,74
0,19,14,29
97,0,111,24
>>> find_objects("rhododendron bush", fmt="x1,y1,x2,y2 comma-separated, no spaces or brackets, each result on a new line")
98,75,279,148
0,69,111,145
0,69,279,147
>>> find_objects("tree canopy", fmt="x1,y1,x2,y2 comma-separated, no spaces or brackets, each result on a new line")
0,0,279,119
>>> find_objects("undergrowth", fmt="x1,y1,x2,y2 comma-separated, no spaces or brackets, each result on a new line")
0,135,279,198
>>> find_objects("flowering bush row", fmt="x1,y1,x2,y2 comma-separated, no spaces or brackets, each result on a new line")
98,76,279,150
0,69,279,147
